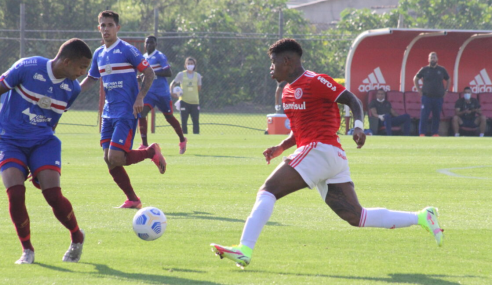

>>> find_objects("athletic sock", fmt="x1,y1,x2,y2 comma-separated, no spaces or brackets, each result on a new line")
7,185,34,251
109,166,138,201
42,187,83,243
165,114,185,142
359,208,418,228
139,117,148,146
125,148,154,165
239,191,276,250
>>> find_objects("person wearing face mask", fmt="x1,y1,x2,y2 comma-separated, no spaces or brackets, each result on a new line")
413,52,450,137
170,57,202,134
452,87,486,137
368,89,411,135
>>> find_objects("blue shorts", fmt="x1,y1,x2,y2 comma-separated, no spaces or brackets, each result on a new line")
0,136,62,185
100,118,138,152
144,92,173,114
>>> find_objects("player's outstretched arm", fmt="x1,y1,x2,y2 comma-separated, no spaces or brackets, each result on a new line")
80,76,98,93
336,90,366,149
263,132,296,164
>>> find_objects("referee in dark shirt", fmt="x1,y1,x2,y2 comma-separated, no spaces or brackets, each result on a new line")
413,52,450,137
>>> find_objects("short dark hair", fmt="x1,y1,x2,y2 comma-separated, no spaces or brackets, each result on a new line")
376,88,386,95
268,38,303,57
98,10,119,25
56,38,92,60
185,56,196,70
146,36,157,42
464,86,471,91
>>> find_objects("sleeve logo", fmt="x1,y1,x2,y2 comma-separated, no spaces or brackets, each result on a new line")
317,76,337,92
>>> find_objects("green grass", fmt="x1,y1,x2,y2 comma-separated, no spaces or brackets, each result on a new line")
0,133,491,284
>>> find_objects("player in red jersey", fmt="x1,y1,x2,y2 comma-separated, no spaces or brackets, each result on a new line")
211,38,443,269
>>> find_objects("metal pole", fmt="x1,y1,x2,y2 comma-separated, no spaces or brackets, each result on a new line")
279,8,284,39
20,3,26,58
154,8,158,37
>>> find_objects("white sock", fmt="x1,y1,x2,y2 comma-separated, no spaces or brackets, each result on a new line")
240,191,276,249
359,208,418,229
455,133,459,137
479,133,484,137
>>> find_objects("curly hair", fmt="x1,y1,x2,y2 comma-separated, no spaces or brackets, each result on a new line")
268,38,302,57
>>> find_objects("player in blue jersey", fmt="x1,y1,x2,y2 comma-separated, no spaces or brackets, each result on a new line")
80,10,167,209
0,38,92,264
138,36,187,154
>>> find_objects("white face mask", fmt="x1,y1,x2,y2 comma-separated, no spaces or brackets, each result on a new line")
377,98,385,102
186,65,195,71
463,93,471,100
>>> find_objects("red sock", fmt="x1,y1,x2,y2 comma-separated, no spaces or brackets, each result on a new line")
165,114,185,142
42,187,83,243
125,148,154,165
7,185,34,251
109,166,138,201
139,117,148,146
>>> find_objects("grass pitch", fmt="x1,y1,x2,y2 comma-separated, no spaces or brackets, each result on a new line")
0,132,491,284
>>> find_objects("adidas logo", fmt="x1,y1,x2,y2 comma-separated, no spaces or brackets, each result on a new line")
469,68,492,93
358,67,391,92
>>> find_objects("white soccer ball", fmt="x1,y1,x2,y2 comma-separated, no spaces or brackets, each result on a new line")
173,86,183,96
132,207,167,241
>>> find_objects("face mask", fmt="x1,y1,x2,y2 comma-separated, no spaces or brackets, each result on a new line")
377,98,385,102
464,93,471,100
186,65,195,71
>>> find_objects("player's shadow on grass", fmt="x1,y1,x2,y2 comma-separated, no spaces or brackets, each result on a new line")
247,270,477,285
36,262,221,285
166,211,283,226
327,273,477,285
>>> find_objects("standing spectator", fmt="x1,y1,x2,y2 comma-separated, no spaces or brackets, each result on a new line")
452,87,486,137
0,38,91,264
170,57,202,134
369,89,411,135
413,52,450,137
138,36,187,154
80,10,167,209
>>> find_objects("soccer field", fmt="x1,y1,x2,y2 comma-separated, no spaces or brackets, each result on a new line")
0,133,491,284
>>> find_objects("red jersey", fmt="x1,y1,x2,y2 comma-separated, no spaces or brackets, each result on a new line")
282,70,345,149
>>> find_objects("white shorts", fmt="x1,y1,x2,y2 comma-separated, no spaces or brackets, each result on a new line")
286,142,351,200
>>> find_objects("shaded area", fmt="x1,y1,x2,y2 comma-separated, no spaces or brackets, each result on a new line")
166,211,283,226
247,270,481,285
36,262,222,285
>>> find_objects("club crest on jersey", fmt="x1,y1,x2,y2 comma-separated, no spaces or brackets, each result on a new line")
105,63,112,74
294,88,303,99
38,96,52,109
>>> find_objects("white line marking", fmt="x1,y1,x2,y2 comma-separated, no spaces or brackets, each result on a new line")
437,166,492,179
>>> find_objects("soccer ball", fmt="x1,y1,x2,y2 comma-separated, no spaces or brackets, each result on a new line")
132,207,167,241
173,86,183,96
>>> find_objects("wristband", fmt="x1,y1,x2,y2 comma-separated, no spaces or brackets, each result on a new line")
354,120,363,129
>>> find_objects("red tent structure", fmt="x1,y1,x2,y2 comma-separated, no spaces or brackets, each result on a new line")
343,28,492,134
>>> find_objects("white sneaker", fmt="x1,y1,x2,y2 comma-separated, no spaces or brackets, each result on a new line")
62,229,85,262
15,249,35,264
